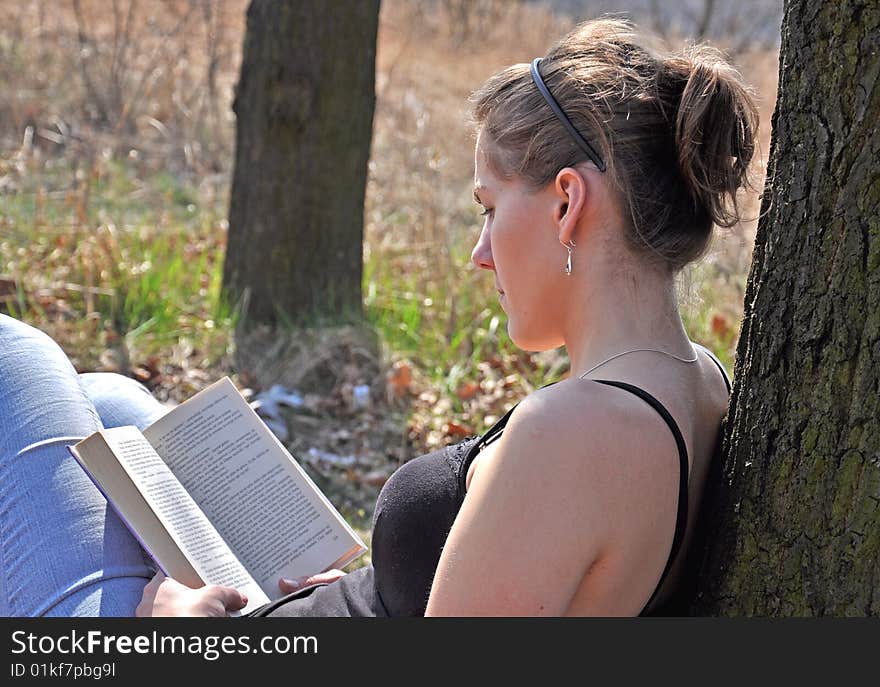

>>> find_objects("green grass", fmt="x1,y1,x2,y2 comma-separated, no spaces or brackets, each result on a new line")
0,159,234,369
364,240,557,398
680,261,743,378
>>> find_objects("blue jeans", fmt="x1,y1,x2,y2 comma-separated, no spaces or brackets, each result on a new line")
0,314,167,616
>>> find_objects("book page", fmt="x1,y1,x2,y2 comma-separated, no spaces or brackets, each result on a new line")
143,378,365,596
102,426,269,614
68,436,203,590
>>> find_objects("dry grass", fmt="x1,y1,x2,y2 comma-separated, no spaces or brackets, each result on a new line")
0,0,245,171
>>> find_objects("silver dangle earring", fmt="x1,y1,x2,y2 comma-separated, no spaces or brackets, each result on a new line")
561,239,576,276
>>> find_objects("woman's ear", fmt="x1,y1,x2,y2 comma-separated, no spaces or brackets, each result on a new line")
554,167,588,245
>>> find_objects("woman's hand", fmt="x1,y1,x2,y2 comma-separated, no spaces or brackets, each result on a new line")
278,569,346,595
135,572,248,617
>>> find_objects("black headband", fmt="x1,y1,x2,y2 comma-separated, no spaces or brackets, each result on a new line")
530,57,606,173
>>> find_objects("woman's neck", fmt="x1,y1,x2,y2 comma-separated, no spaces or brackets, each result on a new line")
562,250,691,378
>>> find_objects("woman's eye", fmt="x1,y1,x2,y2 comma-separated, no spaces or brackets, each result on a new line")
479,207,493,217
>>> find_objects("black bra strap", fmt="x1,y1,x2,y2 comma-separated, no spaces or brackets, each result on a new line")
458,403,517,494
591,380,689,611
693,342,732,393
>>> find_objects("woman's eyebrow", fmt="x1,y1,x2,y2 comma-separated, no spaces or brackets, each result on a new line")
473,186,487,203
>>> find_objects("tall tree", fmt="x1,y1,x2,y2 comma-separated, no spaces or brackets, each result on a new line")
223,0,380,328
691,0,879,614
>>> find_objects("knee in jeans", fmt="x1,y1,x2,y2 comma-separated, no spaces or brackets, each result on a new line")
0,314,65,355
79,372,151,400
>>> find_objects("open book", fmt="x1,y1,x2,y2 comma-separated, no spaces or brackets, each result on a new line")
68,377,366,615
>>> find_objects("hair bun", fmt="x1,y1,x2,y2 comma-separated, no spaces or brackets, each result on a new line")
672,45,759,228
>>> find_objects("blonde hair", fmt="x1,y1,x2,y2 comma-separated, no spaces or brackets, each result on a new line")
471,18,759,272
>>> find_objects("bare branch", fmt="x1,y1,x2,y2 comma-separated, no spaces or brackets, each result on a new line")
72,0,110,125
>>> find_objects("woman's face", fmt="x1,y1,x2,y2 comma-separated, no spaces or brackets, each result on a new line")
470,132,569,351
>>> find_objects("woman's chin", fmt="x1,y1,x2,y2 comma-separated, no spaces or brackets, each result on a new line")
506,321,560,353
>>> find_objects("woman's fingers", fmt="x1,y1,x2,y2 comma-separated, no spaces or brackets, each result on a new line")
204,585,249,612
136,572,248,617
135,572,166,617
279,569,346,594
145,571,165,592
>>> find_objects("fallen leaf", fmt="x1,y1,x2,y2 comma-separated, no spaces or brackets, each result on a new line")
145,355,162,376
131,366,151,382
387,360,412,397
361,469,393,487
0,275,17,297
445,421,474,438
711,314,731,338
456,381,480,401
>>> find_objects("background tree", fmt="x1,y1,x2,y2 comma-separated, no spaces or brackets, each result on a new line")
691,0,879,614
223,0,381,329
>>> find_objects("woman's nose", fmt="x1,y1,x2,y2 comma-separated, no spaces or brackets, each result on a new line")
471,225,495,271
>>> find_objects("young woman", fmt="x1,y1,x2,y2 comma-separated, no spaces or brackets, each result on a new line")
0,18,755,617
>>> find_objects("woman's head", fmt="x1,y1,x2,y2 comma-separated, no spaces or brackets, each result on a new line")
470,18,759,275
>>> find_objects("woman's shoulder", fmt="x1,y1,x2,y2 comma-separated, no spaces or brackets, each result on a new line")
508,376,679,447
512,345,730,457
482,377,683,495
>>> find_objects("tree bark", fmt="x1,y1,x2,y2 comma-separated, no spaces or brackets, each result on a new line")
691,0,880,615
223,0,380,328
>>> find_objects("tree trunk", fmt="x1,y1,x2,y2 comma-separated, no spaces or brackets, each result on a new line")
223,0,380,328
691,0,880,615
